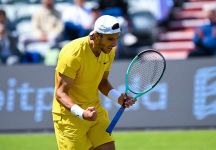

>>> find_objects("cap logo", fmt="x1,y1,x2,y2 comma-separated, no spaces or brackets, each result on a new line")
99,25,111,32
112,23,120,30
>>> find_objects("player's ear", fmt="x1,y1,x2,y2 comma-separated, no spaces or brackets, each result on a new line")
89,34,95,40
95,33,103,39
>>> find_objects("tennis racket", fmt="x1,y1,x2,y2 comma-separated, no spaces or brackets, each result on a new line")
106,49,166,134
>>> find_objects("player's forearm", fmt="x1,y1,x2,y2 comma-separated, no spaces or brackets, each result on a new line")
56,89,74,109
99,78,122,102
98,79,113,96
56,89,86,119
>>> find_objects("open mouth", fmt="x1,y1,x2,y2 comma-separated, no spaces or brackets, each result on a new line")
107,47,112,51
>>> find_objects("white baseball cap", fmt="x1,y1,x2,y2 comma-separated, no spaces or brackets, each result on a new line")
93,15,121,34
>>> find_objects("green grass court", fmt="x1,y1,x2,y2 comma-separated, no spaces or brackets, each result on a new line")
0,130,216,150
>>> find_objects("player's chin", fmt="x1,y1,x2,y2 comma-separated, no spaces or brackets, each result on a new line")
103,48,112,54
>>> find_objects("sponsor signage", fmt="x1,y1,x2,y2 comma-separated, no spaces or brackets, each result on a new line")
0,58,216,131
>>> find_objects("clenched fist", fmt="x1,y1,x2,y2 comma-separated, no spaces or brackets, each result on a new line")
83,107,97,121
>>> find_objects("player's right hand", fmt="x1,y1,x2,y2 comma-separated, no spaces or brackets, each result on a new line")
83,107,97,121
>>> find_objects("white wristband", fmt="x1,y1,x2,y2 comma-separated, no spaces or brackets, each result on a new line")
108,89,121,102
70,104,84,119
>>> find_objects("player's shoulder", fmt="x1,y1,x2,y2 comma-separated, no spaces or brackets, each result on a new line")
65,36,88,51
72,36,88,45
59,37,88,58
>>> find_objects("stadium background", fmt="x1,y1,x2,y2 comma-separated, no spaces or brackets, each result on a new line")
0,0,216,149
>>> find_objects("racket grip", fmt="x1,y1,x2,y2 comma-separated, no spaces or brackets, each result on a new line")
106,105,126,134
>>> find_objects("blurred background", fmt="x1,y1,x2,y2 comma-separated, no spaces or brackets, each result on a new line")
0,0,216,150
1,0,216,63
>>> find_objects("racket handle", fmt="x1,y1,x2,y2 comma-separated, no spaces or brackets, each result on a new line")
106,105,126,134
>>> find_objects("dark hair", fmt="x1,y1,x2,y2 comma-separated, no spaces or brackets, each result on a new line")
96,32,103,37
90,32,103,40
89,33,94,40
0,9,6,17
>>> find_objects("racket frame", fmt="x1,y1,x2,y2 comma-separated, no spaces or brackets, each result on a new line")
106,49,166,134
126,49,166,98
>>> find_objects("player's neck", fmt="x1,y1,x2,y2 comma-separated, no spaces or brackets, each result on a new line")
88,37,101,57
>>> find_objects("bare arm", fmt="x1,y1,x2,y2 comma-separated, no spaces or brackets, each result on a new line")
98,71,136,108
98,71,113,96
55,72,97,121
55,73,75,109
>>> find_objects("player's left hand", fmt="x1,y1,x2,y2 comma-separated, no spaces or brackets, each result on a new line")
118,93,137,108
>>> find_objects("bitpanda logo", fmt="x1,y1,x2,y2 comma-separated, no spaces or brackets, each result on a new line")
193,67,216,120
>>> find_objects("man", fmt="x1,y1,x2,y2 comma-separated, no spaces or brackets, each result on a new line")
21,0,63,54
188,4,216,57
31,0,63,45
0,22,22,65
0,9,16,33
52,15,136,150
62,0,96,40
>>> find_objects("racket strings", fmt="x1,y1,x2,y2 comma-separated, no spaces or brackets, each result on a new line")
128,52,165,93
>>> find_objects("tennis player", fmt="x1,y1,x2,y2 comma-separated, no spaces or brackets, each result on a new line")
52,15,136,150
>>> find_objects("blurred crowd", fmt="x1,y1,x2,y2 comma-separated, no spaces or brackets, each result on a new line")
0,0,133,65
1,0,215,66
188,4,216,57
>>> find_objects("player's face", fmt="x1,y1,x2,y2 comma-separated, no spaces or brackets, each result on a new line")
97,33,120,54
